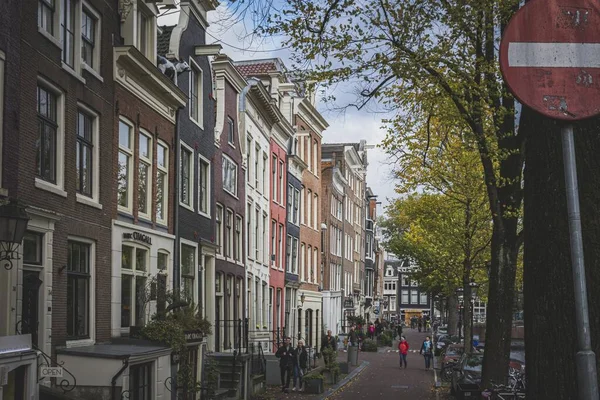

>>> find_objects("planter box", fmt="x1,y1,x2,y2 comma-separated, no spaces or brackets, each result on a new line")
323,370,339,384
456,383,480,400
304,378,324,394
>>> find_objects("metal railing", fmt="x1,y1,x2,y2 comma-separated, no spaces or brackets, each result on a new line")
214,318,248,353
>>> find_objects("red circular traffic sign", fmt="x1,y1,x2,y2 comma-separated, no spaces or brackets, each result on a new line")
500,0,600,120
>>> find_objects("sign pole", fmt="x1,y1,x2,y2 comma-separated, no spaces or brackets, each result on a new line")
560,124,599,400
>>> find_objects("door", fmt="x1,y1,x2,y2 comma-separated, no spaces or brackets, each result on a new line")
215,297,221,352
21,270,42,347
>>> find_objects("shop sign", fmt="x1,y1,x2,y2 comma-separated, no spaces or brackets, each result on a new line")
40,367,63,378
123,231,153,245
0,334,31,355
184,330,204,343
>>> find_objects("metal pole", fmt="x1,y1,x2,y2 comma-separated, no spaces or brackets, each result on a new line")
561,124,599,400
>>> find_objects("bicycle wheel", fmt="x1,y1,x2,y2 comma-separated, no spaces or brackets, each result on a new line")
441,366,453,382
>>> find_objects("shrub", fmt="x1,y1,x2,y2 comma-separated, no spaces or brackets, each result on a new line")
362,339,378,352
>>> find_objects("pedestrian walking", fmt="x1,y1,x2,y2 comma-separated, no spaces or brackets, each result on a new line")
418,317,423,333
276,337,294,392
368,323,375,339
292,340,308,391
396,322,403,339
398,336,409,368
349,325,357,346
419,336,433,370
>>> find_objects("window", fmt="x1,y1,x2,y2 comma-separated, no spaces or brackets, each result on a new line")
300,243,305,281
225,210,234,258
272,155,277,200
138,131,152,217
313,194,318,228
286,235,292,273
118,120,133,210
262,214,268,264
198,156,210,215
181,243,196,302
300,188,305,225
121,245,148,327
81,9,96,67
75,110,93,197
420,292,428,305
307,246,312,282
255,145,260,189
222,155,238,196
180,144,193,207
38,0,55,34
313,248,318,283
402,276,410,286
216,204,223,254
313,140,318,175
227,117,235,145
37,86,58,183
293,189,299,225
189,62,203,125
279,161,284,203
410,290,418,305
278,224,284,268
262,153,267,194
287,185,293,222
67,241,90,339
247,204,253,259
156,142,168,224
271,220,276,265
61,0,75,67
292,238,298,274
235,216,242,262
255,209,260,260
246,138,252,183
129,362,152,400
307,190,312,228
391,296,396,311
137,7,152,58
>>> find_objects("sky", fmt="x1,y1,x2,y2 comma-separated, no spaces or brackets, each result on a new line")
159,5,398,214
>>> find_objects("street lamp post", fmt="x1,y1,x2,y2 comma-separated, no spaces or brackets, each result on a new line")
0,198,30,270
455,287,464,344
469,280,480,347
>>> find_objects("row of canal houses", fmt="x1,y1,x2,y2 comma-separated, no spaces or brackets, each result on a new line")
0,0,380,399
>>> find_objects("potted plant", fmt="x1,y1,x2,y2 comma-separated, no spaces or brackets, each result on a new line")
303,373,324,394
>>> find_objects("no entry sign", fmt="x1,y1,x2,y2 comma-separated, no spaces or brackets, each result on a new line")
500,0,600,120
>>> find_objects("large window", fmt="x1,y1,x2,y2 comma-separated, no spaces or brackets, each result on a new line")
271,220,276,265
286,235,292,273
227,117,235,145
181,243,196,302
420,292,428,305
287,187,300,225
198,156,210,215
138,131,152,217
279,161,284,203
121,245,148,328
81,8,95,66
410,290,418,305
75,110,93,197
189,62,202,126
401,290,409,304
278,224,284,268
222,155,237,196
216,204,223,254
137,7,152,58
67,241,90,339
272,155,277,200
118,120,133,210
37,86,58,183
61,0,75,67
129,362,152,400
180,144,193,207
156,142,168,224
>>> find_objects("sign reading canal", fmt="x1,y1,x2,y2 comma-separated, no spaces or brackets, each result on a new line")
500,0,600,120
123,231,153,245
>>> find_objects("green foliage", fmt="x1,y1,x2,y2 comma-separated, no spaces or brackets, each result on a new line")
303,373,324,380
346,315,365,327
378,330,393,347
362,339,378,352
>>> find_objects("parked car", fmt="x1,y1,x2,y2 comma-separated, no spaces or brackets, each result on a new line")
451,352,484,397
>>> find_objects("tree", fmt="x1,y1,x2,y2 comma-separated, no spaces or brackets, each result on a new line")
268,0,522,384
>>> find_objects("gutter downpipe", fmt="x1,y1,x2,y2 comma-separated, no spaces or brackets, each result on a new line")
111,359,130,400
174,107,182,293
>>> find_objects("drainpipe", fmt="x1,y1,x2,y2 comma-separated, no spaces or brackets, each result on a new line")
173,107,182,293
111,359,129,400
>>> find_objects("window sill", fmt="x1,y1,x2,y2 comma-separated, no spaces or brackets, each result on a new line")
223,189,239,200
38,28,62,49
66,338,95,348
117,206,133,216
190,117,204,131
35,178,67,198
82,62,104,83
179,201,195,212
198,211,211,219
61,62,86,84
76,193,103,210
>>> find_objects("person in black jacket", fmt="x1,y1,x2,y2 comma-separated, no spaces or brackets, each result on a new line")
320,330,337,352
292,340,308,391
276,337,294,392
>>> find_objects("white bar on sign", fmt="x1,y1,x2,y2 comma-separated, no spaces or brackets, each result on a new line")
508,42,600,68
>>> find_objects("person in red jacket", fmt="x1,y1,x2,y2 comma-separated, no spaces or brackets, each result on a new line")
398,336,409,369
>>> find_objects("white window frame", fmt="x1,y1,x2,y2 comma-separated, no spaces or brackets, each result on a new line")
198,155,211,217
179,141,194,211
278,160,284,204
313,247,318,283
420,292,428,305
262,153,267,195
247,203,253,260
66,235,96,347
136,3,155,60
117,117,134,213
300,243,305,282
255,144,260,190
235,215,243,262
137,129,153,220
313,193,318,230
222,154,238,197
36,77,67,198
227,117,235,146
313,139,318,176
0,51,4,189
75,102,101,209
156,140,169,225
188,58,203,129
293,188,300,225
410,290,418,305
80,0,102,79
180,239,198,304
120,243,151,333
225,209,234,259
286,234,292,273
262,213,268,265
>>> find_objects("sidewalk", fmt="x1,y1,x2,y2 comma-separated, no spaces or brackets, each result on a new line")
257,328,438,400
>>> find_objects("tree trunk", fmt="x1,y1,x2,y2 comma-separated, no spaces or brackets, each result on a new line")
447,295,458,336
463,283,473,353
481,225,519,387
522,108,600,397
